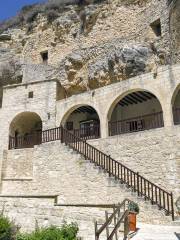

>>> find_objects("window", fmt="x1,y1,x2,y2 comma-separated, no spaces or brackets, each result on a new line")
150,19,162,37
28,91,33,98
66,122,73,131
41,51,48,63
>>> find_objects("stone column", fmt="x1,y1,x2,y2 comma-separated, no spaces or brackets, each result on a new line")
100,117,109,139
162,102,174,127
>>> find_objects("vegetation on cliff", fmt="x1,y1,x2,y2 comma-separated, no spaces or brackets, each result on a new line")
0,0,106,34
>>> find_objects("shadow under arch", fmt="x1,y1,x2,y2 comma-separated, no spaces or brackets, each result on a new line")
60,104,101,139
9,111,42,137
171,83,180,125
107,89,164,136
9,111,43,149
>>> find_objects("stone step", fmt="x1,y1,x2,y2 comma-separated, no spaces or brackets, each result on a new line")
131,223,180,240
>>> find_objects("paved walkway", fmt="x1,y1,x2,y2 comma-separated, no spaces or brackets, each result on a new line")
131,223,180,240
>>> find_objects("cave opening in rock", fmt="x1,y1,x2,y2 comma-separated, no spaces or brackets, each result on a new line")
150,18,162,37
108,90,164,136
41,50,48,64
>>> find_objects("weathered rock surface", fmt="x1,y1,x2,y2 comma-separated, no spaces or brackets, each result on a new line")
0,0,178,95
0,50,22,87
57,41,165,95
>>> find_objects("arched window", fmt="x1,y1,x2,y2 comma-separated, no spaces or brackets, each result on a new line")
9,112,42,149
108,90,164,136
61,105,100,140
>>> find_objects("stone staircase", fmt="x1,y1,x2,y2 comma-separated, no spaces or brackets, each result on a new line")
0,140,177,238
1,126,179,239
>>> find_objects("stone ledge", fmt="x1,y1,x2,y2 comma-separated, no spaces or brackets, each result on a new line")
2,178,33,181
3,78,58,90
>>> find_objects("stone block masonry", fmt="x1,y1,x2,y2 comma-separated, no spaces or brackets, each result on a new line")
0,140,174,226
89,126,180,200
0,197,108,240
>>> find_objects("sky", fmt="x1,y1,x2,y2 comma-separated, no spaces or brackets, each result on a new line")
0,0,45,21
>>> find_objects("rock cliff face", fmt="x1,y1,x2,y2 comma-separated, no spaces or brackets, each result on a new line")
169,0,180,63
0,0,178,96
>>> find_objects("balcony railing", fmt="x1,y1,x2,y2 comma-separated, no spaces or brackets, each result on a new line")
9,133,42,150
173,108,180,125
73,125,100,140
9,125,100,150
109,111,164,136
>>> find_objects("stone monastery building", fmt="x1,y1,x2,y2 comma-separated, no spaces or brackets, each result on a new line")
0,0,180,238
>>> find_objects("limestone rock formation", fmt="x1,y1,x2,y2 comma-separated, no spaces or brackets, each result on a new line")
0,49,22,86
0,0,178,95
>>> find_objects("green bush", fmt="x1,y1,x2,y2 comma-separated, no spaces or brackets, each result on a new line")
0,215,18,240
17,223,79,240
128,202,140,214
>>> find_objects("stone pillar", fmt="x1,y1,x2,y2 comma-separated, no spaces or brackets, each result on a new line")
162,103,174,127
100,117,109,139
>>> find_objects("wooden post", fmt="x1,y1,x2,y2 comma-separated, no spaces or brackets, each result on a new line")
105,211,110,238
171,192,175,221
137,172,140,197
124,214,129,240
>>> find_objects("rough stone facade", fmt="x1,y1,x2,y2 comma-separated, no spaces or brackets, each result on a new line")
0,141,174,234
0,64,179,229
0,0,180,236
89,126,180,199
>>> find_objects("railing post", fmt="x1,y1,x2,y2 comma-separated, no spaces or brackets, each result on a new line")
109,155,111,177
137,172,140,197
124,213,129,240
170,192,175,221
60,126,64,143
94,221,98,240
105,211,110,238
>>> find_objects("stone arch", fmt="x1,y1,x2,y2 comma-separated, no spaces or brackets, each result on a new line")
60,104,101,138
171,83,180,106
171,84,180,125
9,111,42,137
107,89,164,136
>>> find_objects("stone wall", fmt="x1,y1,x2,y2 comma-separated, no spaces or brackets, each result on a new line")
2,149,33,180
0,197,108,240
0,141,173,225
0,80,57,188
89,126,180,199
